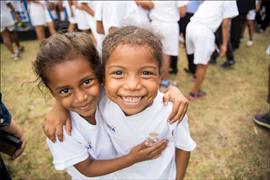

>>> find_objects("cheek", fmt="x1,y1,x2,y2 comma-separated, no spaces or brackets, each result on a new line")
104,81,116,96
58,98,73,110
88,85,101,99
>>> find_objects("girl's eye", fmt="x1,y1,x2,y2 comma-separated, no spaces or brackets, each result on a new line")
83,79,92,86
59,88,70,96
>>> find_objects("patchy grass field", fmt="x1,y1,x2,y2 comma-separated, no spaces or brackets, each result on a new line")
1,29,269,179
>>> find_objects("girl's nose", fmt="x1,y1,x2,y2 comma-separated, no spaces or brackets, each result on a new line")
75,90,88,103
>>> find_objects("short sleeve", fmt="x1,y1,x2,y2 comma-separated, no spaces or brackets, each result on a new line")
46,128,89,170
94,1,102,21
173,115,196,151
106,2,123,30
222,1,239,19
0,95,12,128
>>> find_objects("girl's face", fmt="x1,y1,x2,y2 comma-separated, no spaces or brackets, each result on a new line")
46,57,101,122
104,44,161,116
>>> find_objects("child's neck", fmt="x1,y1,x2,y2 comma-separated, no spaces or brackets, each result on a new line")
82,114,96,125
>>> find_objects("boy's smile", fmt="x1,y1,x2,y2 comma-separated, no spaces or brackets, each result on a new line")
105,44,161,116
46,57,100,123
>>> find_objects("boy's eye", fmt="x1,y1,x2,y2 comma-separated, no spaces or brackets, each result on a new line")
142,71,153,76
112,71,123,76
59,88,70,96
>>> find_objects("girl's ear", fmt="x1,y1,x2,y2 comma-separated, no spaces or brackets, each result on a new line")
46,84,57,98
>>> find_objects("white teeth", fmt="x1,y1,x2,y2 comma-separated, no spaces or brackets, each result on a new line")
122,96,141,104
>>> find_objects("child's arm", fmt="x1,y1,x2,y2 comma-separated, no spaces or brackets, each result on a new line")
1,120,27,160
74,140,167,177
173,116,196,180
220,18,231,56
44,86,189,142
43,100,71,142
135,0,154,10
163,86,189,124
175,149,190,180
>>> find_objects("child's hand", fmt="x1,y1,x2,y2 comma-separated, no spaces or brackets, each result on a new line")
128,139,168,163
42,102,71,142
219,44,227,57
163,86,189,124
12,133,27,160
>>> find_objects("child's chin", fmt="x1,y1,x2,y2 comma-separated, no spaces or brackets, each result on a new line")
122,108,143,116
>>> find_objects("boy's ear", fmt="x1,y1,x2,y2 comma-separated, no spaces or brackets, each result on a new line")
157,77,161,85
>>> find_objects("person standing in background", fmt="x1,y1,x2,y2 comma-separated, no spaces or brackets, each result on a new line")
185,1,239,100
27,0,56,42
1,1,24,60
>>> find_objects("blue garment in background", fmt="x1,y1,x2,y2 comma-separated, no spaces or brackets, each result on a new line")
0,93,12,128
187,1,202,13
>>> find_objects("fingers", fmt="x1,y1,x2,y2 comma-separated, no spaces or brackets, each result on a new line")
65,118,72,136
12,135,27,160
43,117,57,142
169,101,189,124
56,125,64,142
168,100,180,123
144,140,168,159
162,94,170,106
177,102,188,123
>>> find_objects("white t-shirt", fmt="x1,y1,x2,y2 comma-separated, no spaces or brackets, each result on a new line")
80,1,96,32
150,1,189,23
98,91,196,179
47,110,116,179
74,1,90,30
0,1,15,28
95,1,144,35
191,1,239,32
28,1,52,26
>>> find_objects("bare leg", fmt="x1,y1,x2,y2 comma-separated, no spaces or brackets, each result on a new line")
35,26,45,42
162,54,171,80
247,20,254,41
47,22,56,35
10,31,20,48
192,64,208,93
1,29,15,54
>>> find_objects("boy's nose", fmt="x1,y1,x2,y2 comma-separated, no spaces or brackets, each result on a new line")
125,77,141,90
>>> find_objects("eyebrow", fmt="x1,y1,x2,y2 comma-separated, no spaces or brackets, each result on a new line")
107,64,158,69
53,75,96,91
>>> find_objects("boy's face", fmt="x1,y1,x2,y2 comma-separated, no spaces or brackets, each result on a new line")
46,57,100,122
104,44,161,116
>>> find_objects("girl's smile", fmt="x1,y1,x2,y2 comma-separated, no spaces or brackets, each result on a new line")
46,57,100,123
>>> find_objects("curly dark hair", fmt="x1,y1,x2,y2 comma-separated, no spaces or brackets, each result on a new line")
102,26,163,74
33,32,102,89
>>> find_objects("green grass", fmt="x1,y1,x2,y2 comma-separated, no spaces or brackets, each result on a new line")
1,29,269,179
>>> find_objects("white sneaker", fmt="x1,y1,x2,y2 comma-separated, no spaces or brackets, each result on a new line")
15,46,24,54
11,53,19,60
11,50,20,60
179,35,185,44
246,40,253,47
